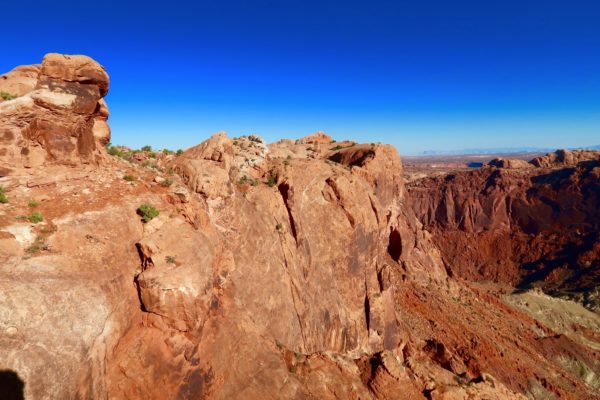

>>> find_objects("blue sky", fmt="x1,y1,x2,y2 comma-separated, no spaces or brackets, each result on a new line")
1,0,599,154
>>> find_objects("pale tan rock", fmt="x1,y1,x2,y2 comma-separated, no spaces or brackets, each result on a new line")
173,132,234,198
0,65,40,97
92,117,111,145
0,231,22,258
298,131,334,144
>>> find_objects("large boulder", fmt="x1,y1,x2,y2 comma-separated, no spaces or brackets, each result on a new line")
172,132,234,199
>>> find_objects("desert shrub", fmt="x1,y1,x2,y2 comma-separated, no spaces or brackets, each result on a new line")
165,255,176,264
148,152,157,159
0,91,17,101
28,200,39,208
28,212,43,223
276,223,283,231
162,149,173,155
26,236,49,254
266,175,276,187
176,149,184,156
330,145,343,151
123,174,136,182
0,187,7,204
141,145,152,152
137,204,159,222
107,145,127,158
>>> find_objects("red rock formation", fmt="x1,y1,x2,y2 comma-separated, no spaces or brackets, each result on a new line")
0,53,110,169
408,160,600,304
1,55,599,400
530,149,600,168
487,158,533,169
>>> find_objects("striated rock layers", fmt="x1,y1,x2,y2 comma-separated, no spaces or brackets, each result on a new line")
1,55,599,400
0,53,110,170
408,153,600,307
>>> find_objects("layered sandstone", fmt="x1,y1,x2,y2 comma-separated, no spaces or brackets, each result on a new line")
1,55,599,400
408,157,600,308
530,149,600,168
0,53,110,170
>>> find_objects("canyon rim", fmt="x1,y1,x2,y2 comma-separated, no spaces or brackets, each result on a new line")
0,54,599,400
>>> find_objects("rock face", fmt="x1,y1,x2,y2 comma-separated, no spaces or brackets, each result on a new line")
530,149,600,168
487,158,533,169
1,55,600,400
408,159,600,306
0,54,110,169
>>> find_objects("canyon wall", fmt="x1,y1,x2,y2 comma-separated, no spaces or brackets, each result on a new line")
408,154,600,309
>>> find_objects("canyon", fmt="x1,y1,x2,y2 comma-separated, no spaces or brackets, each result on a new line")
0,54,599,399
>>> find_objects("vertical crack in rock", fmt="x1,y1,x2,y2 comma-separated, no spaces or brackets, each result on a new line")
277,182,299,245
277,229,308,352
134,242,156,313
387,228,402,262
364,286,371,333
368,193,380,226
325,177,356,228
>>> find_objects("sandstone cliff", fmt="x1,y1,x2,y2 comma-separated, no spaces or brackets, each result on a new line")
408,155,600,308
1,55,599,400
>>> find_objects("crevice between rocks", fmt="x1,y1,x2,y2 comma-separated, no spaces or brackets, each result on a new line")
278,182,298,245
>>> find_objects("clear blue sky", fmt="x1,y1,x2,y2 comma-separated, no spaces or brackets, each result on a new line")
2,0,599,154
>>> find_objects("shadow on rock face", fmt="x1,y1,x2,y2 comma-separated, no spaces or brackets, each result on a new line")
0,370,24,400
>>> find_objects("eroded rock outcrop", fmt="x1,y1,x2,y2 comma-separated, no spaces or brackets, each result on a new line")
487,158,533,169
0,53,110,169
530,149,600,168
408,159,600,307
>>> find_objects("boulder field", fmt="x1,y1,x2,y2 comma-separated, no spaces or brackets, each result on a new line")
0,54,599,399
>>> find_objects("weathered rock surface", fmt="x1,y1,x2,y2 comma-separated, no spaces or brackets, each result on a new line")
487,157,533,169
408,159,600,308
1,55,599,400
530,149,600,168
0,54,110,169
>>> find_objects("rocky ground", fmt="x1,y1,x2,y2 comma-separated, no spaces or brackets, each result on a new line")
1,54,599,399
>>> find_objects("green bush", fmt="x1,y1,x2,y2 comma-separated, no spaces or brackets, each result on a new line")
28,212,43,223
107,146,127,158
266,175,276,187
28,200,39,208
0,91,17,101
123,174,136,182
176,149,184,156
165,255,176,264
0,187,7,204
141,145,152,152
137,204,159,222
330,145,343,151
